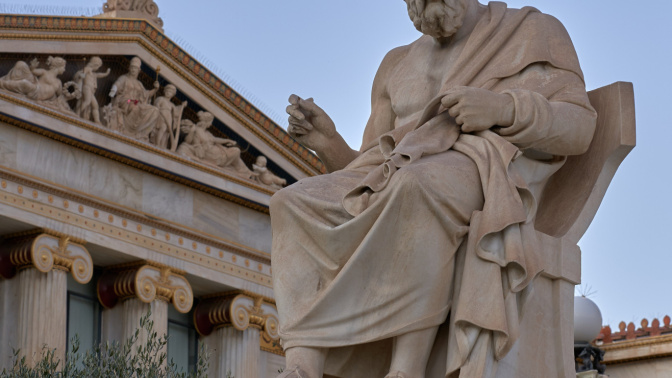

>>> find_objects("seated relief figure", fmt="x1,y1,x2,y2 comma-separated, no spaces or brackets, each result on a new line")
73,56,111,124
253,156,287,189
106,56,160,141
177,111,253,178
0,56,77,114
150,84,188,151
272,0,597,377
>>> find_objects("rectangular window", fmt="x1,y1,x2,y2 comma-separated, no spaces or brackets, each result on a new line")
167,306,198,373
66,292,101,353
66,271,102,359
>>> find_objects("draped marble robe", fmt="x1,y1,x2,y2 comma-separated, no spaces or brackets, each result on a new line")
109,74,160,141
270,3,597,377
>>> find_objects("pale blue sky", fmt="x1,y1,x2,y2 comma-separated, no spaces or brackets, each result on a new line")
5,0,671,330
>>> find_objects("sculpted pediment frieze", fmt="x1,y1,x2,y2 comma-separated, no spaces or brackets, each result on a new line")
0,53,293,195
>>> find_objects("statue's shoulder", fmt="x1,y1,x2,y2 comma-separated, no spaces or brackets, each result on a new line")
113,74,128,86
382,44,412,67
505,4,570,36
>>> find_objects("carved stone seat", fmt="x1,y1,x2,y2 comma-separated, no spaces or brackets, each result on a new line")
492,82,636,377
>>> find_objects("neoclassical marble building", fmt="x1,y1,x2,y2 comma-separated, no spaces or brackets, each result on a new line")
0,2,322,376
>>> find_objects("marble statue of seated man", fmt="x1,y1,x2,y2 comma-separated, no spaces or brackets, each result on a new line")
271,0,597,377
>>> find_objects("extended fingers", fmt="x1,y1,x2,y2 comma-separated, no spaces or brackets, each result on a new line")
286,104,305,121
288,94,301,105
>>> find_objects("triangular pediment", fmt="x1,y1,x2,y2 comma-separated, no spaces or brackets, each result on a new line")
0,14,324,211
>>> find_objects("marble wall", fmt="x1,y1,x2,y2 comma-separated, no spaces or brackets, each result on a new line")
0,121,272,254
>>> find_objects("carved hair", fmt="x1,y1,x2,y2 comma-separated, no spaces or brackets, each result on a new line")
88,56,103,67
46,56,66,69
406,0,468,38
129,56,142,68
196,111,215,127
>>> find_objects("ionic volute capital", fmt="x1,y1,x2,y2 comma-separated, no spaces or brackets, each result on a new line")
194,292,280,342
98,260,193,313
0,230,92,283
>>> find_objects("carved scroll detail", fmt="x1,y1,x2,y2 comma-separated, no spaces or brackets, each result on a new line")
0,230,92,283
102,0,164,29
97,260,193,313
194,291,281,353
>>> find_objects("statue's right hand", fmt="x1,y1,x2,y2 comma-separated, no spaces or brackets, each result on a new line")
286,94,336,152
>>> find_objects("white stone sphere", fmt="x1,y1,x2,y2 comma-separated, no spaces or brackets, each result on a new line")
574,296,603,343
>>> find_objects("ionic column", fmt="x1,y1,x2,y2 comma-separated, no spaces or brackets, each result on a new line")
0,231,92,365
195,292,280,378
98,261,193,345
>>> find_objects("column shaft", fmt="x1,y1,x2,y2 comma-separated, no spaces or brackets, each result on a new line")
17,268,67,365
209,326,260,378
122,298,168,347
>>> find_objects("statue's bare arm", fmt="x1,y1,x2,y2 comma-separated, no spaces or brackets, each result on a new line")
360,46,409,149
286,95,358,173
286,46,409,173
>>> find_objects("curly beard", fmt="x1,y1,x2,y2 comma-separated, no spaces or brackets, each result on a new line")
406,0,468,39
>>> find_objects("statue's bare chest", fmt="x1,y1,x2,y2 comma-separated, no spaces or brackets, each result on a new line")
387,39,465,125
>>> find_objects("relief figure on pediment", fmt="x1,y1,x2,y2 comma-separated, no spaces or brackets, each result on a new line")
149,84,187,151
253,156,286,189
177,111,253,179
73,56,110,124
0,56,77,114
106,56,160,142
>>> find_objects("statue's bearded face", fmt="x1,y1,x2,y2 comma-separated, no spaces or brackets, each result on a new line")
405,0,468,39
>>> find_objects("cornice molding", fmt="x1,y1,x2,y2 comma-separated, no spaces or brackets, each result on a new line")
98,259,194,313
0,229,93,283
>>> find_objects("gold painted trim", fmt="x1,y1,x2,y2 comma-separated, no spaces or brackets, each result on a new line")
0,171,276,291
0,164,271,261
105,259,188,277
0,185,274,287
2,227,87,245
0,29,323,176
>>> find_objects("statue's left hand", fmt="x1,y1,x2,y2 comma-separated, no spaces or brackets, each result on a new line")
153,81,160,89
441,87,514,133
